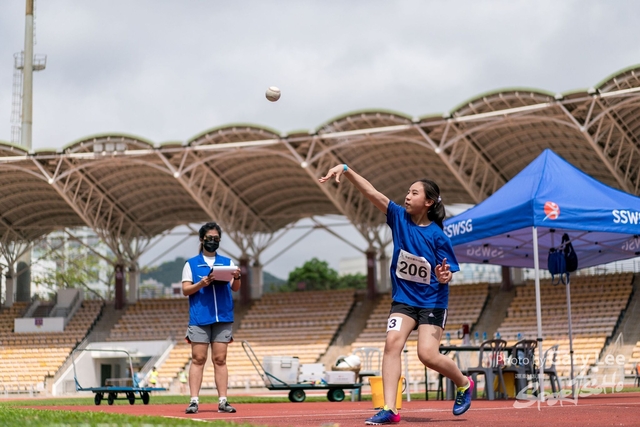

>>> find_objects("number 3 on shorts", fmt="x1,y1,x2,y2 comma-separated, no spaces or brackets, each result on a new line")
387,316,402,332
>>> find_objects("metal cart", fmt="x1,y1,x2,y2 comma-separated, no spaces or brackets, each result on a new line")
242,340,362,403
71,348,166,405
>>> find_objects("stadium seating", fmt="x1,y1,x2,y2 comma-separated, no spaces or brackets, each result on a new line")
0,299,103,393
107,298,189,342
497,273,634,378
13,271,627,394
0,302,29,336
157,341,192,387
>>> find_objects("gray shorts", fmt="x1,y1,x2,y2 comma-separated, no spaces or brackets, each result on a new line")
186,323,233,344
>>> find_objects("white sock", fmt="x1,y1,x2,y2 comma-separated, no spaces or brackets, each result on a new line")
190,397,199,404
219,397,227,404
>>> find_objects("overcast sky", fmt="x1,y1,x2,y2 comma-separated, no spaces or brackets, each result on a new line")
1,1,639,279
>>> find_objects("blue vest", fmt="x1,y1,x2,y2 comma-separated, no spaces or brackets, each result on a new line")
186,253,234,325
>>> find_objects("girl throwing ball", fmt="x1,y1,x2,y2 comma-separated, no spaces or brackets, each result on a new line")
319,164,473,425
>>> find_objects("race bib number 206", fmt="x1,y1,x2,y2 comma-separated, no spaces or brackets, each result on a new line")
395,249,431,285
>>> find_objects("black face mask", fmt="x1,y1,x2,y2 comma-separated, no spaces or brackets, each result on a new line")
203,241,219,253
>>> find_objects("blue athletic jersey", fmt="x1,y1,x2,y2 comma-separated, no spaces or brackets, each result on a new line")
186,253,235,325
386,200,460,309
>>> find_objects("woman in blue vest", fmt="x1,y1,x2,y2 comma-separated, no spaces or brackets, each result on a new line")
182,222,241,415
320,165,473,425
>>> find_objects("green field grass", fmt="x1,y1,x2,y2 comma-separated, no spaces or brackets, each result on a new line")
0,393,343,427
0,405,259,427
0,394,277,426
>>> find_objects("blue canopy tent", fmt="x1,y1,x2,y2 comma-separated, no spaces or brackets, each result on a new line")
443,149,640,398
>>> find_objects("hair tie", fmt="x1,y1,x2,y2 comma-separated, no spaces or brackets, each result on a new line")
437,196,442,203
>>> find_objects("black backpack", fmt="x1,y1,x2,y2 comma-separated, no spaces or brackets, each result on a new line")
562,233,578,273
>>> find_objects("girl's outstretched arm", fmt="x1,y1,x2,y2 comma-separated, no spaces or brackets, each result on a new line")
319,164,390,214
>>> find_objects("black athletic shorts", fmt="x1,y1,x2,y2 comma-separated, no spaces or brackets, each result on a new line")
389,302,448,330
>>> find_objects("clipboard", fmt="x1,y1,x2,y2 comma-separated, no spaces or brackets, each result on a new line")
209,265,237,282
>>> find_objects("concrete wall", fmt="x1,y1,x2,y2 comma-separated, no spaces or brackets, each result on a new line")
15,316,65,333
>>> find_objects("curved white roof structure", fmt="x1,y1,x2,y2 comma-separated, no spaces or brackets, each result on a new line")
1,64,639,263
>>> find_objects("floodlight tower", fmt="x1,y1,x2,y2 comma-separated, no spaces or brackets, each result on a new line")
11,0,46,148
6,0,46,306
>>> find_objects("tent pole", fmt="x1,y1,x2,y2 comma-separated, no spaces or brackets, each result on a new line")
566,275,576,398
532,226,544,402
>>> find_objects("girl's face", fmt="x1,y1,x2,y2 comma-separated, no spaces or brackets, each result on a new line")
405,182,433,214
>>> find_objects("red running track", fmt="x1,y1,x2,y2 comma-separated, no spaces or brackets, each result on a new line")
33,393,640,427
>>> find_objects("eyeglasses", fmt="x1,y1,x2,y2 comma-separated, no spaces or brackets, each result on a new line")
203,235,221,243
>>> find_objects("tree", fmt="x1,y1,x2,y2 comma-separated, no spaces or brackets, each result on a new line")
283,259,367,291
336,273,367,290
286,258,339,291
32,244,112,300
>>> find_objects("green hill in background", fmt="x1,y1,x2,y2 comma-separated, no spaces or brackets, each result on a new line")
141,257,187,286
263,271,286,292
141,257,285,288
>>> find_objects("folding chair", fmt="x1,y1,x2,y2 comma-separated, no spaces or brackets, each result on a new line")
503,339,537,396
543,345,561,395
466,339,508,400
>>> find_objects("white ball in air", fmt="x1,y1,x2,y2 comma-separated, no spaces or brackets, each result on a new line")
266,86,281,102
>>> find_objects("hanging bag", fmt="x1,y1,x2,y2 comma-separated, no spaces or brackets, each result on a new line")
562,233,578,273
548,247,567,285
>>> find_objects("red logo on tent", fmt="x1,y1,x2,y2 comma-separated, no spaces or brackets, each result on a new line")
543,201,560,220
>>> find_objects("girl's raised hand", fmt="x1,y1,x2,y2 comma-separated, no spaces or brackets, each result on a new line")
319,164,346,184
435,258,452,284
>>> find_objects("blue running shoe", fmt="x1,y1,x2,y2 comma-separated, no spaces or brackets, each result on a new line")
453,376,474,416
365,408,401,425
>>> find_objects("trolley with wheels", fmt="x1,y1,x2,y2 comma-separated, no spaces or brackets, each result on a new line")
242,340,362,403
71,348,166,405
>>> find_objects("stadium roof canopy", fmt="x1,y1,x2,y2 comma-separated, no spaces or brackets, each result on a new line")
1,64,640,259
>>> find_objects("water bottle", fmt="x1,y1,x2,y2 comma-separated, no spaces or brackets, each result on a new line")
495,331,501,339
474,331,480,345
446,332,451,346
517,332,522,341
482,332,487,342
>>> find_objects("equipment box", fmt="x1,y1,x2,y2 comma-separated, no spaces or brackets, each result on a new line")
299,363,325,382
324,370,356,384
262,356,300,385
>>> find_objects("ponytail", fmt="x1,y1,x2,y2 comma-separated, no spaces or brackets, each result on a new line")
428,199,446,230
414,179,446,229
